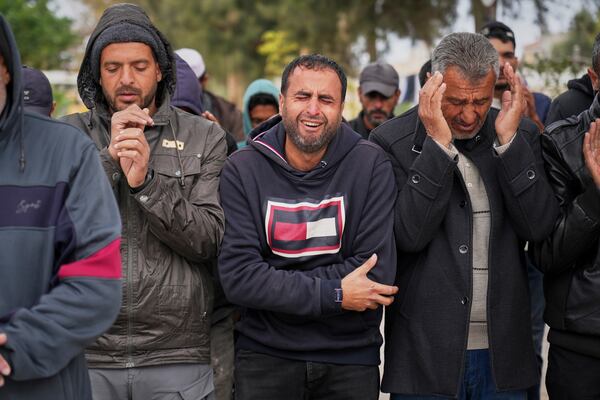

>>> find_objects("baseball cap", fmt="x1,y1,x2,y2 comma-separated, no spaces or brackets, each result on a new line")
480,21,516,48
359,62,399,98
22,66,53,116
175,48,206,79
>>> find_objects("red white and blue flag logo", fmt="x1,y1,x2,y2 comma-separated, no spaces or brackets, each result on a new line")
265,196,345,258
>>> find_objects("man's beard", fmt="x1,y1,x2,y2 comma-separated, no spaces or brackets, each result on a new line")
365,108,391,128
283,113,340,154
103,84,157,113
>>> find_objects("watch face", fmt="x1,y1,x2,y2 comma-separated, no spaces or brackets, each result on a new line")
334,288,343,303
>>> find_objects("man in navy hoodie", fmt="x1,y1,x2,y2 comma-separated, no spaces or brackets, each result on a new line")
218,54,398,400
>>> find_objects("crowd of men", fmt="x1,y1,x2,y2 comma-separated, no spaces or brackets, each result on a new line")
1,3,600,400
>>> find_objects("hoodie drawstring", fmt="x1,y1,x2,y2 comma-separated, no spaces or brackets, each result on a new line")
18,106,25,172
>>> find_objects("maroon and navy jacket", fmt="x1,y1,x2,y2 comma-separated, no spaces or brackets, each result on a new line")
218,116,397,365
0,14,122,400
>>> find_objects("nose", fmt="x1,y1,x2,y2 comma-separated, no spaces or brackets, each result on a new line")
306,97,320,116
460,105,477,125
119,65,135,85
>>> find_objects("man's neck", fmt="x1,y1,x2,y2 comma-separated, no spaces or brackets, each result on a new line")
284,135,327,172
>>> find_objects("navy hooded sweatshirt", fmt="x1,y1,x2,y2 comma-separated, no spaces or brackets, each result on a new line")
218,116,397,365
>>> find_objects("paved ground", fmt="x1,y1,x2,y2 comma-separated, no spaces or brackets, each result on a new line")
378,318,550,400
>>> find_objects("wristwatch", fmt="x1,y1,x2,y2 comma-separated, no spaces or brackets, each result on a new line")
334,288,343,303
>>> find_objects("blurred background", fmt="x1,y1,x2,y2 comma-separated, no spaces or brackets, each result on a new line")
3,0,600,118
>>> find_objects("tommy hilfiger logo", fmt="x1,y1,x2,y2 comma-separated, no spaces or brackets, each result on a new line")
16,199,42,214
265,196,345,258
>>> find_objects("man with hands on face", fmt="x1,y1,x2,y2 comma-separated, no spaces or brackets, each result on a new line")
218,54,398,400
370,32,558,399
62,4,227,400
533,64,600,398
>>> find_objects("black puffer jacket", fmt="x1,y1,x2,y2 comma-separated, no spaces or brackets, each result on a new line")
534,93,600,358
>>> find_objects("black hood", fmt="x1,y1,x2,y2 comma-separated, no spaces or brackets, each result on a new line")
0,14,22,138
567,73,595,97
77,3,176,110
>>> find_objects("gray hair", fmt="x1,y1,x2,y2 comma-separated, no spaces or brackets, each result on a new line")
431,32,499,82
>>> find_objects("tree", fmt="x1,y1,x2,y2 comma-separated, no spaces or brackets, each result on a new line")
0,0,77,69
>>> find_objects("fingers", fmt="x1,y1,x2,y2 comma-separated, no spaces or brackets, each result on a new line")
369,282,399,296
0,333,11,385
370,294,395,306
112,104,154,130
358,254,378,273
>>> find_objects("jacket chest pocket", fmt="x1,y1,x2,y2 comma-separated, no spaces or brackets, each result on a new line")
152,152,203,194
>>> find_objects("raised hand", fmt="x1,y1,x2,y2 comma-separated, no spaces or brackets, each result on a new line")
583,119,600,189
0,333,11,387
495,62,526,144
418,71,452,148
341,254,399,312
109,104,152,188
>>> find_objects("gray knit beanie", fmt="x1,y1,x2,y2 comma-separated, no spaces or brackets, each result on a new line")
90,22,168,82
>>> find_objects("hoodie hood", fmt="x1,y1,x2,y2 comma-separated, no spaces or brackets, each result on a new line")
0,14,22,138
242,79,280,136
77,3,176,110
567,73,595,97
171,54,204,115
248,114,361,176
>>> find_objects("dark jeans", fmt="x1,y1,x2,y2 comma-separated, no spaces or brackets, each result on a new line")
546,344,600,399
234,349,380,400
390,349,526,400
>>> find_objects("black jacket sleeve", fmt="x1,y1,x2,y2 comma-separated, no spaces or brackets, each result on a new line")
532,132,600,275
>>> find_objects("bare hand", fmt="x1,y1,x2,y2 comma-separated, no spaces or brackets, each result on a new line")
201,111,221,125
114,128,151,188
495,62,526,144
109,104,153,161
341,254,399,312
583,119,600,188
418,71,452,147
0,333,11,387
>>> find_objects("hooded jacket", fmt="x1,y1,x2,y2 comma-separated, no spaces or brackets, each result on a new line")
534,92,600,359
218,116,397,365
61,3,227,369
241,79,279,138
0,14,122,400
546,73,595,125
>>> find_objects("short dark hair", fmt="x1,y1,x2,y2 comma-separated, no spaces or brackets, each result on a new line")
593,33,600,76
248,92,279,113
281,54,347,100
480,21,516,49
418,59,431,87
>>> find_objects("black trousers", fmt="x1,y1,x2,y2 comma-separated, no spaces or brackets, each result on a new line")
234,349,380,400
546,344,600,399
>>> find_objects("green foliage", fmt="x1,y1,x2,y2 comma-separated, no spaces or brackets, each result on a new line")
0,0,77,69
522,8,600,95
257,30,299,78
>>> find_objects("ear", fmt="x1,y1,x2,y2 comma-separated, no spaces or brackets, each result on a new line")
156,64,162,82
588,68,599,91
0,58,10,85
392,89,401,105
514,56,520,71
279,93,284,111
